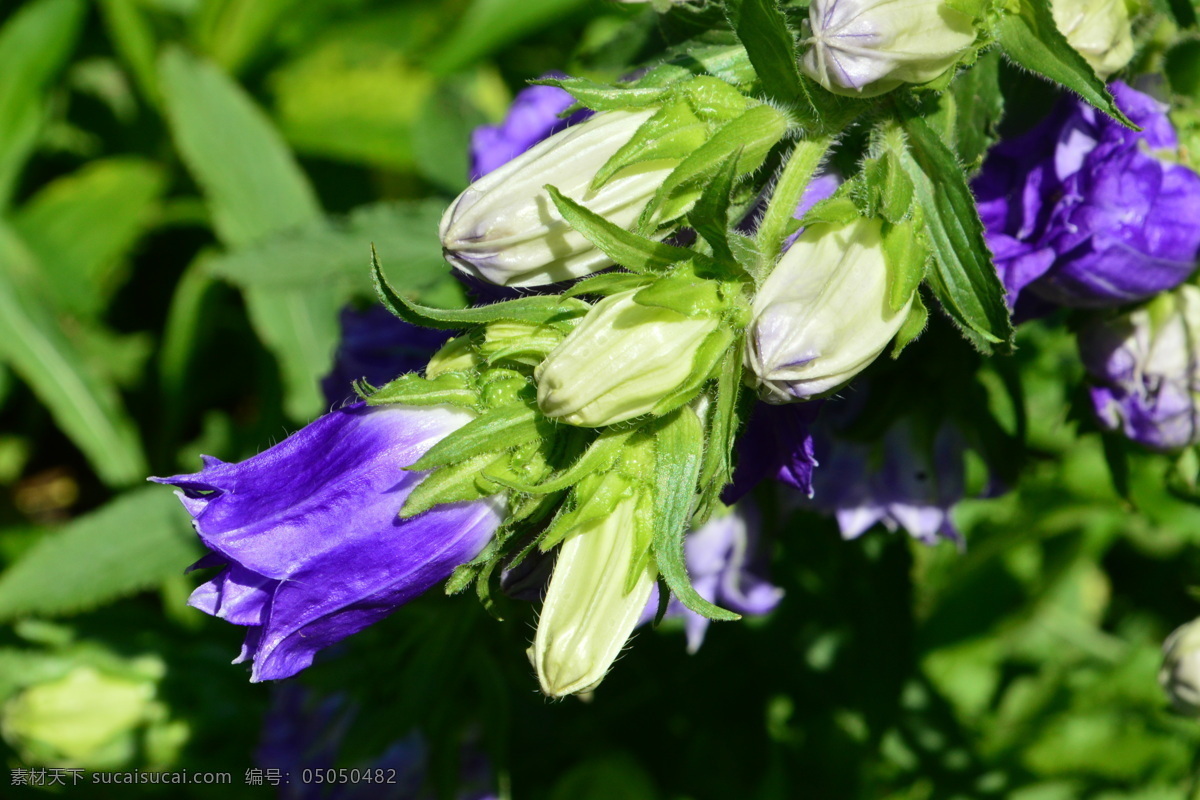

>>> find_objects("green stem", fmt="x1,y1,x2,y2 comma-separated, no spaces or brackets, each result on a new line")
754,133,835,276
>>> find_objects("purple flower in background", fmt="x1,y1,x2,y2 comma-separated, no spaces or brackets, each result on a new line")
974,82,1200,312
259,685,497,800
640,504,784,653
809,421,966,546
321,306,453,407
724,402,821,504
1080,285,1200,451
152,403,504,682
469,74,591,181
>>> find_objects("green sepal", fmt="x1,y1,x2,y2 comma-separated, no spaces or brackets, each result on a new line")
483,429,633,495
861,151,915,225
632,265,725,318
406,401,549,471
539,471,631,552
533,76,670,111
367,372,478,410
635,43,756,91
993,0,1136,129
592,101,710,190
652,408,741,622
478,322,565,369
882,218,928,313
638,104,791,231
374,248,588,329
696,344,746,522
728,232,761,279
890,292,929,359
560,272,656,300
544,186,693,273
725,0,805,105
650,327,736,417
797,190,861,229
949,49,1004,173
400,453,501,518
676,76,754,122
688,154,740,267
893,115,1013,354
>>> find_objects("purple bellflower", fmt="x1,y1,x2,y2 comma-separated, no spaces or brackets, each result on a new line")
469,75,591,181
1079,285,1200,451
153,403,504,682
974,82,1200,313
808,421,966,546
724,402,821,504
321,305,452,406
639,504,784,653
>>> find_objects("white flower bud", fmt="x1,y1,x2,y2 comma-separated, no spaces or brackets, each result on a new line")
531,488,656,698
535,289,720,427
801,0,977,97
746,218,911,402
440,109,671,287
1051,0,1134,78
1161,618,1200,716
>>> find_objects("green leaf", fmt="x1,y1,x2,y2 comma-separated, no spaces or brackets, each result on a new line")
483,429,631,495
374,250,589,329
0,228,146,487
368,373,478,410
428,0,590,75
545,186,693,273
950,49,1005,173
632,269,724,318
537,76,669,111
896,115,1013,353
207,201,449,295
593,101,708,189
159,47,339,420
882,218,928,312
994,0,1134,128
191,0,305,77
697,345,745,519
0,488,201,620
725,0,805,104
561,272,655,300
0,0,86,210
688,155,739,265
13,159,165,318
653,409,741,621
407,403,549,471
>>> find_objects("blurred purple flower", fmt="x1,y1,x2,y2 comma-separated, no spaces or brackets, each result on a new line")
469,74,592,181
1079,286,1200,451
259,685,496,800
321,306,453,407
639,504,784,653
724,401,822,504
153,403,504,682
974,82,1200,313
809,421,966,547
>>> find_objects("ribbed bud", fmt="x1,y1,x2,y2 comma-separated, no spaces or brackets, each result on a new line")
440,109,670,287
536,289,720,427
746,218,912,402
801,0,977,97
1051,0,1134,78
531,488,656,698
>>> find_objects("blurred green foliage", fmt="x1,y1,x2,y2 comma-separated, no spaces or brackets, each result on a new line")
0,0,1198,798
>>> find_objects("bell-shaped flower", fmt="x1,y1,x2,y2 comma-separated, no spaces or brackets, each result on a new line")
1161,617,1200,716
1079,286,1200,451
441,109,671,287
152,403,504,682
801,0,977,97
638,503,784,653
974,82,1200,315
530,485,656,698
746,218,912,402
535,289,721,427
1051,0,1134,79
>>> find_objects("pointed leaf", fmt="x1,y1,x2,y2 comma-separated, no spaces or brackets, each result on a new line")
368,372,479,409
545,186,692,273
725,0,805,104
408,403,549,471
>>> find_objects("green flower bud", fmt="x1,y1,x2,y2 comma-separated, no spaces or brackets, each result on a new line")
1051,0,1134,78
535,289,721,427
2,664,160,768
1161,618,1200,716
801,0,977,97
531,482,656,698
440,109,672,287
746,219,912,401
